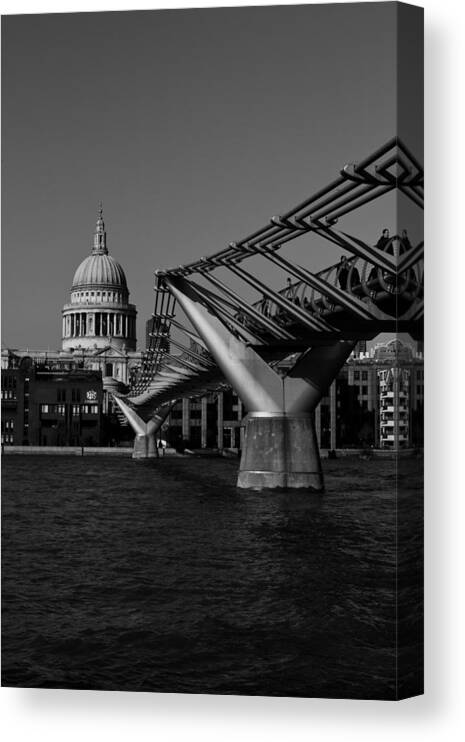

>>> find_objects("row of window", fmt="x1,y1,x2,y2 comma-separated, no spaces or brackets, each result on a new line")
1,375,17,389
1,390,17,400
41,404,99,415
2,434,14,444
71,290,124,303
353,369,423,381
1,388,97,402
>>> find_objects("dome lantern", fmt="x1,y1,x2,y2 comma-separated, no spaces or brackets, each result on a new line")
92,201,108,255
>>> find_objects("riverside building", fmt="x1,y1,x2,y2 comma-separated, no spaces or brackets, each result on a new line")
161,338,423,452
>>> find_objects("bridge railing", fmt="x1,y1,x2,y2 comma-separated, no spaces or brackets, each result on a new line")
250,243,423,325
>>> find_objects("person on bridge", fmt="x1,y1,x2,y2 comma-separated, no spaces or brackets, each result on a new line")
337,255,349,290
284,277,296,301
260,295,272,317
376,228,390,251
350,264,361,289
401,229,412,251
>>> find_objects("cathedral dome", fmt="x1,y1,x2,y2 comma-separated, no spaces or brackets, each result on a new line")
71,204,127,290
62,204,137,353
72,253,127,289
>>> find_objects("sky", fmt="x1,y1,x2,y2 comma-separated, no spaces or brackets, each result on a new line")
2,3,422,350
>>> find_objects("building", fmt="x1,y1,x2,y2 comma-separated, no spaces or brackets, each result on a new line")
1,355,104,446
162,338,423,452
378,367,410,449
2,206,144,443
165,389,243,451
317,338,424,450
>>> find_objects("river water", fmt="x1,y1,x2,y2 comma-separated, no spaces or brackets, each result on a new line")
1,454,422,699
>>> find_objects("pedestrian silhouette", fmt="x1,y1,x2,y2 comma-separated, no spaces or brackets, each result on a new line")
401,229,412,250
337,256,349,290
376,228,390,251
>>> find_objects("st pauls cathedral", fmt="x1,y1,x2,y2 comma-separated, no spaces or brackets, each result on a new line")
1,208,143,445
59,204,141,397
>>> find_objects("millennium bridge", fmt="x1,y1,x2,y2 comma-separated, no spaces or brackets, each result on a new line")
114,137,423,491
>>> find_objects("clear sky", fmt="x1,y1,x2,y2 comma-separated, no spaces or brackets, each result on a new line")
2,3,422,350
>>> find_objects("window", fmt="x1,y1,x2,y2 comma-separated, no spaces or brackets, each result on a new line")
362,371,368,380
72,405,80,416
354,371,360,380
362,386,368,395
41,404,50,414
57,404,65,415
90,405,98,415
71,389,81,402
57,388,66,402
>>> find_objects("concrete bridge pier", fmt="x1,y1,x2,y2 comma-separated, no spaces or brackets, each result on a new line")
238,412,322,490
166,276,355,491
113,396,172,459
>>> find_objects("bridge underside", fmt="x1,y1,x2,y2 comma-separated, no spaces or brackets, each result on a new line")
115,137,423,491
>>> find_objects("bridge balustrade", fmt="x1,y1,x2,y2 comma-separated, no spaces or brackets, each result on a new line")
251,236,423,328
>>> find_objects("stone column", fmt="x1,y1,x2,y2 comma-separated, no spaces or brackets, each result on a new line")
182,398,190,443
237,398,244,450
217,392,224,450
315,403,321,447
201,396,208,448
330,380,337,450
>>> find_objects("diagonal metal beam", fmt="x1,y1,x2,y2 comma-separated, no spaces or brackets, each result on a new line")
398,241,424,273
262,251,380,320
334,230,398,272
167,336,216,367
225,263,334,332
180,278,268,345
201,270,295,341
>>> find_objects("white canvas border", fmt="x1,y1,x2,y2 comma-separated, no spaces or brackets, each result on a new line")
1,1,464,740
